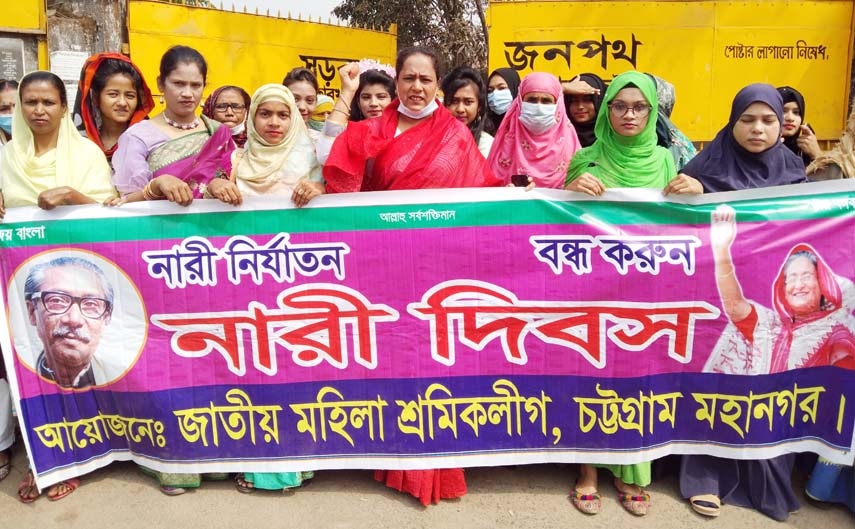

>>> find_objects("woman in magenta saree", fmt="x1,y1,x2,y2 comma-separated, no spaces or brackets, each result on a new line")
112,45,233,206
109,46,233,495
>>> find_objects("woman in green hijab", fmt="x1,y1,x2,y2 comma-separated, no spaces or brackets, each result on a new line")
564,70,701,196
565,71,700,517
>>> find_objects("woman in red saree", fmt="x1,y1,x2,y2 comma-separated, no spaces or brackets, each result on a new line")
323,47,500,506
323,49,499,193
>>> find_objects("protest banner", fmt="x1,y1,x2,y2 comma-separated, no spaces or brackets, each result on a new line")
2,184,854,489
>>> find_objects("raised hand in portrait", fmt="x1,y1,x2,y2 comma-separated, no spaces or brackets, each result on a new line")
710,204,738,255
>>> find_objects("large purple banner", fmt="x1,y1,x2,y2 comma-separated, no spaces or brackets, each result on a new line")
2,185,854,488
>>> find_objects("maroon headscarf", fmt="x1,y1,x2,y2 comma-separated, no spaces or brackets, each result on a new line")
202,85,251,148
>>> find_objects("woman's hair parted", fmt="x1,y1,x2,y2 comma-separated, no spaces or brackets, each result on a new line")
92,58,146,104
395,46,440,80
20,71,67,107
159,45,208,84
282,67,319,93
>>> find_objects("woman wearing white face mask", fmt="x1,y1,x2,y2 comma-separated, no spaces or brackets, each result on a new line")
485,68,520,134
323,47,501,195
487,72,581,188
322,47,501,507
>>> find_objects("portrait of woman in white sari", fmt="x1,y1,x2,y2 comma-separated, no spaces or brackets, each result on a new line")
705,204,855,375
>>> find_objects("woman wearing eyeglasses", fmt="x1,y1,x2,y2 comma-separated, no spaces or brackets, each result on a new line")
562,71,701,517
565,70,702,197
202,85,250,147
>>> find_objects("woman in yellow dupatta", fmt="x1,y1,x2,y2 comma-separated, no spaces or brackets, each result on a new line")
0,70,114,504
1,71,114,217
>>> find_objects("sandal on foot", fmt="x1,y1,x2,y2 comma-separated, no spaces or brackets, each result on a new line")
235,474,255,494
0,449,11,482
690,494,721,517
160,485,186,496
570,488,602,514
618,491,651,516
47,478,80,501
18,471,40,504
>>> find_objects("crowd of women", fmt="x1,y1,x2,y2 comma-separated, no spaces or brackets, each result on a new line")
0,43,853,519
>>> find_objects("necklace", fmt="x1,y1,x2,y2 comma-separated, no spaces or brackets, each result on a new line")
163,113,199,130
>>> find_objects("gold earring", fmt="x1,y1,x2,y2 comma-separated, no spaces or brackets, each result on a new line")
159,95,164,105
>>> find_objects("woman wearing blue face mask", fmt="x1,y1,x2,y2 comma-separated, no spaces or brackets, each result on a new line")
0,79,17,145
485,68,520,135
0,72,15,481
487,72,582,188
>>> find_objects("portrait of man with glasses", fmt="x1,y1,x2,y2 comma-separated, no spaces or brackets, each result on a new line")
23,256,114,388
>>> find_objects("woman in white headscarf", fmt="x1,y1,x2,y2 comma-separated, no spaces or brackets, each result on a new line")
206,83,324,206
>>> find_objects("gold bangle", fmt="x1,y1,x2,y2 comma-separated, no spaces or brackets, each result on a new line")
332,107,350,117
142,180,164,201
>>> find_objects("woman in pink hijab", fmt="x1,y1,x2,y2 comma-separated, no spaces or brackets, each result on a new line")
487,72,582,188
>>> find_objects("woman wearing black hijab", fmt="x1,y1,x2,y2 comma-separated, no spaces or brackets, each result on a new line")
678,83,807,521
485,68,521,135
563,73,606,147
777,85,822,165
680,83,806,193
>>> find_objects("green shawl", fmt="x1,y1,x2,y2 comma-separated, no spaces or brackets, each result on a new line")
565,71,675,188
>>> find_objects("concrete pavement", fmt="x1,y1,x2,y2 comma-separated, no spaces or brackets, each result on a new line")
2,445,853,529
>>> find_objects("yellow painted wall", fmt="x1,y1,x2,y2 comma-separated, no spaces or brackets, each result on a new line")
128,0,396,111
2,0,47,70
2,0,44,32
488,1,855,142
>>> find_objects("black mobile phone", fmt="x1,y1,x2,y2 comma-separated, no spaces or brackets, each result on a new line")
511,174,529,187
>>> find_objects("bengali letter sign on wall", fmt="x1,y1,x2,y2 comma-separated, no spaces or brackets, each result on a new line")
487,0,854,142
2,185,855,489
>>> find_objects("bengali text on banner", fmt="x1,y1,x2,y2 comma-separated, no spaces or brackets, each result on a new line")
2,184,854,489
